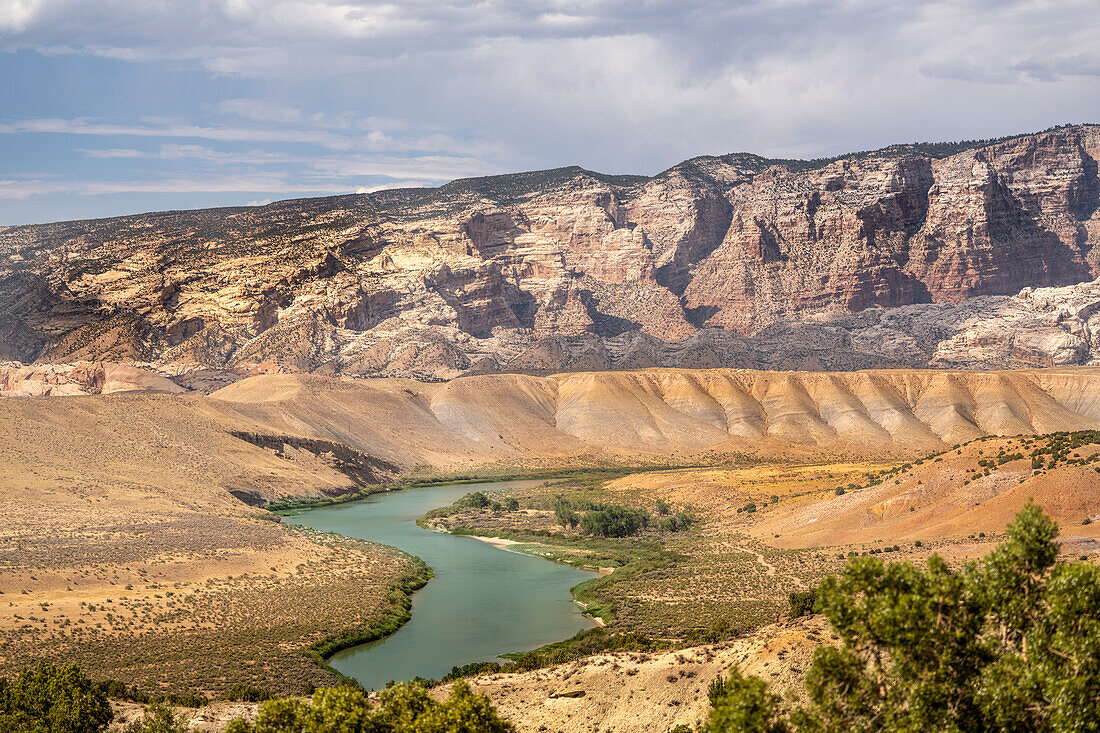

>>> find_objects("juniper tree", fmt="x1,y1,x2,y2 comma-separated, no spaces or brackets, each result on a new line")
705,504,1100,733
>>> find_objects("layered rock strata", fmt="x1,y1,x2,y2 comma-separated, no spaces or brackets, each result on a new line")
2,125,1099,379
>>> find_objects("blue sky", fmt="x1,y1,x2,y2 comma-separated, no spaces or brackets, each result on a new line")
1,0,1098,225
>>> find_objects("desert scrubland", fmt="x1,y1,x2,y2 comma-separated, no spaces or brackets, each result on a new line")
1,367,1098,731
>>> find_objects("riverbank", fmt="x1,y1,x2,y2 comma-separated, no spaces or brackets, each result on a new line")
306,553,433,671
283,480,598,689
459,534,610,628
462,534,615,574
265,463,725,514
266,470,611,513
415,469,822,642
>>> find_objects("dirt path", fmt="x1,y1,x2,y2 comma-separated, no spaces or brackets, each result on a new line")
727,543,807,590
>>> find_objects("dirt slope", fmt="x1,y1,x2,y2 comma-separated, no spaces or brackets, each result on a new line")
195,368,1100,467
438,616,831,733
751,435,1100,548
5,367,1100,510
0,392,419,694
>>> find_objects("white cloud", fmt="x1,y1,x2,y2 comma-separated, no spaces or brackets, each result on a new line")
2,0,1099,221
0,117,353,147
0,0,43,32
77,147,146,158
76,140,500,180
3,114,507,158
215,98,360,129
0,174,346,199
354,180,435,193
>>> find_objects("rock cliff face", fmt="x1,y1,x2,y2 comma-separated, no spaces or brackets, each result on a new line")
2,125,1100,380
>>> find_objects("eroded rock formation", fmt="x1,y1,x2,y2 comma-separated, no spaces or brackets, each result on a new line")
2,125,1100,380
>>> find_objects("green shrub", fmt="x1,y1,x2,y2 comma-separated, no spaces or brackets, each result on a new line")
788,588,818,618
658,512,696,533
226,680,512,732
124,703,187,733
580,505,650,538
704,668,786,733
463,492,491,509
439,662,504,684
703,504,1100,732
97,680,149,704
552,496,580,529
226,684,274,703
0,662,113,733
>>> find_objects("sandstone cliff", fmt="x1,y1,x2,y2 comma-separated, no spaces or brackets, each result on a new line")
3,125,1099,379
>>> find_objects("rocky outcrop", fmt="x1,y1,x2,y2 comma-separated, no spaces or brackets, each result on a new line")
2,125,1099,379
227,431,400,491
0,361,187,397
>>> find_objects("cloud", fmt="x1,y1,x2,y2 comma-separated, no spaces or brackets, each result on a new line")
0,174,346,199
0,0,42,32
76,141,499,180
0,117,354,148
354,181,435,193
77,147,146,158
3,113,506,158
214,98,361,129
2,0,1099,223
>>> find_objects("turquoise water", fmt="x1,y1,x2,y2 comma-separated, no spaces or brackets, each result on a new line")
284,480,597,690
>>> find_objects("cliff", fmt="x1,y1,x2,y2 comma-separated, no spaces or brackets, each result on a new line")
2,125,1099,379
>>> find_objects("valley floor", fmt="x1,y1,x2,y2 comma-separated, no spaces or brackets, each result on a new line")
2,369,1100,731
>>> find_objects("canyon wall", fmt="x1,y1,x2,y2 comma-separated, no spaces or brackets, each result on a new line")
2,125,1099,379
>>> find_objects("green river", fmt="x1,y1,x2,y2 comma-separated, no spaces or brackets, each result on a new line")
284,480,597,690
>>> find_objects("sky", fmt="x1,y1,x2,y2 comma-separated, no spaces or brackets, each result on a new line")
0,0,1098,225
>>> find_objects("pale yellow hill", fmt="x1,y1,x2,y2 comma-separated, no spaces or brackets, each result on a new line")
751,435,1100,547
198,367,1100,466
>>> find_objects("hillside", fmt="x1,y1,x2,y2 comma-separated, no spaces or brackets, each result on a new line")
3,126,1100,379
194,368,1100,466
5,366,1100,702
752,432,1100,548
5,367,1100,501
0,390,422,694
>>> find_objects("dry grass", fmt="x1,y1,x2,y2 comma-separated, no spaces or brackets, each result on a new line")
0,514,418,696
430,448,1100,643
437,616,833,733
0,394,419,696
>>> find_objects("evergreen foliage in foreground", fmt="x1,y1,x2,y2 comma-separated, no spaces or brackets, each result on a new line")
0,662,113,733
225,680,512,733
705,503,1100,732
